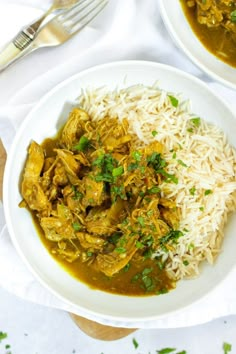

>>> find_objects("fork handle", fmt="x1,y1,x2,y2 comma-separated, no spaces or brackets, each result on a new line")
0,41,33,72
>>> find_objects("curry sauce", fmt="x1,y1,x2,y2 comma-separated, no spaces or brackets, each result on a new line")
181,0,236,68
21,108,179,296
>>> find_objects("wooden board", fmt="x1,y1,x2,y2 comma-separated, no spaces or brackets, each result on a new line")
0,139,136,340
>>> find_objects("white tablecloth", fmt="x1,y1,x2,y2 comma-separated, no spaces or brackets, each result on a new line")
0,0,236,329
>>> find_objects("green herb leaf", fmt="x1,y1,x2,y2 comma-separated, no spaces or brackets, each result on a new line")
136,241,145,249
189,187,196,196
177,159,187,167
72,222,81,231
152,130,158,137
123,263,131,272
231,10,236,22
204,189,212,196
168,95,179,107
172,151,177,159
190,117,201,127
115,247,126,254
111,185,126,201
157,347,176,354
160,229,184,247
142,267,153,275
147,186,160,194
0,332,7,341
132,151,142,161
128,162,139,171
74,135,90,151
176,351,187,354
183,260,189,266
223,342,232,354
147,209,154,217
158,169,178,184
137,216,145,227
157,288,168,295
199,206,204,211
112,166,124,177
132,338,139,349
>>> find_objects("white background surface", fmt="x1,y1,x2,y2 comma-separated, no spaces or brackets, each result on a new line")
0,1,236,353
1,285,236,354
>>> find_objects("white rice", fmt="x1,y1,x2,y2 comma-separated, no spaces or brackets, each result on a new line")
77,84,236,280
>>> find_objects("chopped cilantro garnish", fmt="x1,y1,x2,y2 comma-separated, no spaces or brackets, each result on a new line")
205,189,213,196
135,241,144,249
187,128,194,133
190,117,201,127
72,186,83,200
157,288,169,295
189,187,196,196
223,342,232,354
93,153,120,183
137,216,145,227
142,274,153,291
132,338,139,349
183,260,189,266
115,247,126,254
152,130,158,137
111,185,126,201
72,222,81,231
189,242,195,249
142,267,153,275
172,151,177,159
160,229,184,248
177,159,187,167
158,169,179,184
74,135,90,151
199,206,204,211
112,166,124,177
157,349,176,354
168,95,179,107
147,209,154,217
147,186,160,194
132,151,142,161
128,162,139,171
0,332,7,341
123,263,130,272
231,10,236,22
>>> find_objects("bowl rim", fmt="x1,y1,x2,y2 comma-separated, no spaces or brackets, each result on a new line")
3,60,236,324
159,0,236,91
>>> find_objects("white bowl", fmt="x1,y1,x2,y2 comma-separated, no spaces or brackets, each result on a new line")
159,0,236,90
3,60,236,324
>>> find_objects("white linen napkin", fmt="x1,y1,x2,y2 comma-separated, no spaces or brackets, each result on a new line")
0,0,236,329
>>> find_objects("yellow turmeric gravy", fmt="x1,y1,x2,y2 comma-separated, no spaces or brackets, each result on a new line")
180,0,236,68
31,136,175,297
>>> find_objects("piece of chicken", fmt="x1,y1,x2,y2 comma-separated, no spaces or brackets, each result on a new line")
60,108,90,149
96,234,139,277
21,141,50,212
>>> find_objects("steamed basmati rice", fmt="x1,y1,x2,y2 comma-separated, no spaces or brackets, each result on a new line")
77,84,236,280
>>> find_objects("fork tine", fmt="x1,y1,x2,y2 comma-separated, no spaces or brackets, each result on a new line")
58,0,108,34
58,0,97,22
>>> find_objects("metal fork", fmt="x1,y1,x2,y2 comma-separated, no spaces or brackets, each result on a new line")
0,0,108,72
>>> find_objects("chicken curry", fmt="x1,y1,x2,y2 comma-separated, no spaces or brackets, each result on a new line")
20,108,182,296
181,0,236,67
